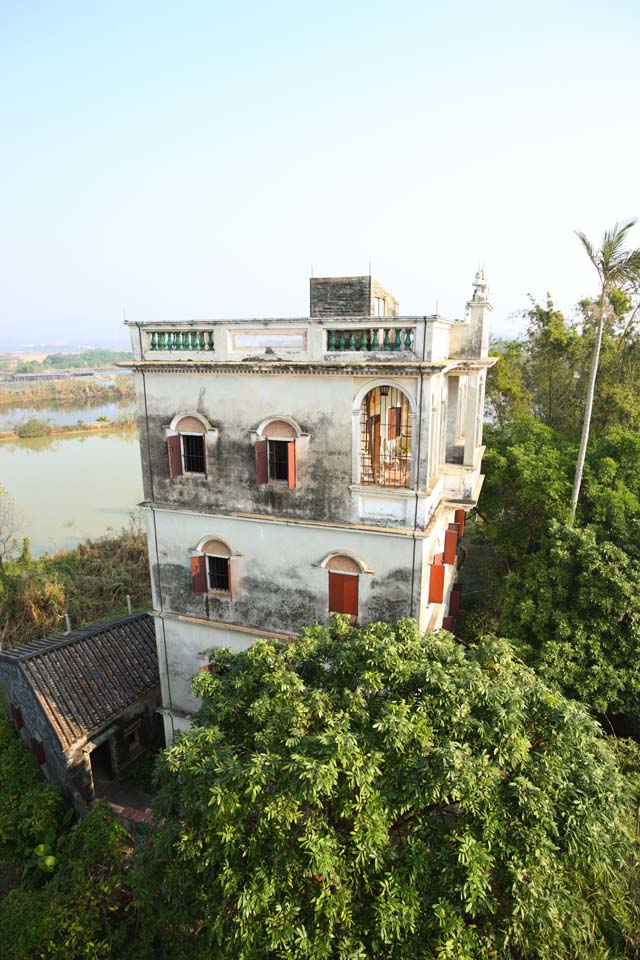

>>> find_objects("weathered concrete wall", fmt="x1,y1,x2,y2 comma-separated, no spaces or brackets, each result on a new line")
136,371,354,522
371,280,399,317
148,506,418,639
152,506,461,740
0,661,69,791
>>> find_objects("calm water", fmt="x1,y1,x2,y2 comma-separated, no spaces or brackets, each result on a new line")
0,424,144,556
0,400,135,431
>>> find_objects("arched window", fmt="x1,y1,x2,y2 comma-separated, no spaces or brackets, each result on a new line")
167,413,208,478
359,385,413,487
254,418,298,488
191,538,232,596
326,554,360,621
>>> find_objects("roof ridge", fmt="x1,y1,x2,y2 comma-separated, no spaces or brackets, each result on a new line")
0,612,152,662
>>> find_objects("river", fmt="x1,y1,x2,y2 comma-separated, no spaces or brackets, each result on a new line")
0,400,135,431
0,402,143,556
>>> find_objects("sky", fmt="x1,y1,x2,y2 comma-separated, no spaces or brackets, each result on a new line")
1,0,638,346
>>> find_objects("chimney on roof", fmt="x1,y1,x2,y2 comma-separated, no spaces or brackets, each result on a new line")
310,276,399,318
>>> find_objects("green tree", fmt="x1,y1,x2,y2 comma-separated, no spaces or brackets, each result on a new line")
500,521,640,724
132,620,639,960
571,219,640,515
484,338,530,426
477,416,574,569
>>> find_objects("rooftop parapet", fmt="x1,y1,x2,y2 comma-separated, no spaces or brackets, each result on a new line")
126,273,492,365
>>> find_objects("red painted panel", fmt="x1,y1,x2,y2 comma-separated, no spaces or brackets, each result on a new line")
442,616,455,631
167,434,182,478
287,440,297,489
329,572,359,618
342,574,359,618
433,552,444,566
191,555,208,594
454,508,466,536
255,438,268,485
429,564,445,604
443,529,458,565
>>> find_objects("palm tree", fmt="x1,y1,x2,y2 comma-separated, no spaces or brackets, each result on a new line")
570,219,640,517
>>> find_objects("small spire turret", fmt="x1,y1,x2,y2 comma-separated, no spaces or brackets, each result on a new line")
472,266,489,302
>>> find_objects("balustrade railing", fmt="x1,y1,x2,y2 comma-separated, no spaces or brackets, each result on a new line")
148,330,214,352
326,327,415,352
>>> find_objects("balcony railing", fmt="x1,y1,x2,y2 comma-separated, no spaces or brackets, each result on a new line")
148,330,214,352
327,327,415,352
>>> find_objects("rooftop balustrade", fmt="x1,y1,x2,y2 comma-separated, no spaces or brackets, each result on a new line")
130,316,461,363
326,326,415,353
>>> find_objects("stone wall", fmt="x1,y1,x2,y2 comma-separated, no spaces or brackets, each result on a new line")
310,277,372,317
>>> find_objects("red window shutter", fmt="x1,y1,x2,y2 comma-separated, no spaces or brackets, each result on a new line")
443,528,458,565
387,406,401,440
226,559,233,601
255,438,268,485
328,571,344,614
449,584,461,616
442,616,455,631
191,555,208,593
329,573,358,619
429,564,445,603
287,440,297,488
343,575,358,618
167,435,182,478
454,508,466,536
433,552,444,566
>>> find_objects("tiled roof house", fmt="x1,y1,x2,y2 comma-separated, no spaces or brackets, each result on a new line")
0,613,161,805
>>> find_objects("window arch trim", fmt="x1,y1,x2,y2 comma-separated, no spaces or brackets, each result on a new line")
194,535,241,557
254,415,306,440
317,550,373,574
169,410,213,434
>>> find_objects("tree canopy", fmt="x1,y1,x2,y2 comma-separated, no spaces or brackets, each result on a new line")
134,619,639,960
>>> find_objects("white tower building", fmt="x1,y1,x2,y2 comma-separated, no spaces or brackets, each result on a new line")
126,274,495,744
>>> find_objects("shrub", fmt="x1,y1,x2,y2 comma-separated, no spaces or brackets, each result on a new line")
134,619,640,959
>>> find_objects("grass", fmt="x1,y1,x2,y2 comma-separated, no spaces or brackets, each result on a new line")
0,521,152,650
121,750,160,794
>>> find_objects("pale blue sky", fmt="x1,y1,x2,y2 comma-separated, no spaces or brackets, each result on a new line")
1,0,638,345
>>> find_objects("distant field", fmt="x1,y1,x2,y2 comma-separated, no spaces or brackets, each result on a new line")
12,351,50,362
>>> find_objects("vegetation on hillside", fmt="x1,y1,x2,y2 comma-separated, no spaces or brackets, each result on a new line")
0,375,135,410
0,522,151,649
15,348,132,373
464,226,640,735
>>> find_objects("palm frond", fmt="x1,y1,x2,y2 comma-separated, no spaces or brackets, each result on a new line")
602,219,637,272
574,230,599,275
611,248,640,287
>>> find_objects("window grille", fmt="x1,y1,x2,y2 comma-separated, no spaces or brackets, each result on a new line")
268,440,289,481
359,386,413,487
207,555,230,592
182,434,206,474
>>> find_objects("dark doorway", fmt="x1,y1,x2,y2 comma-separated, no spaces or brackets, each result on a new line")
90,738,114,783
